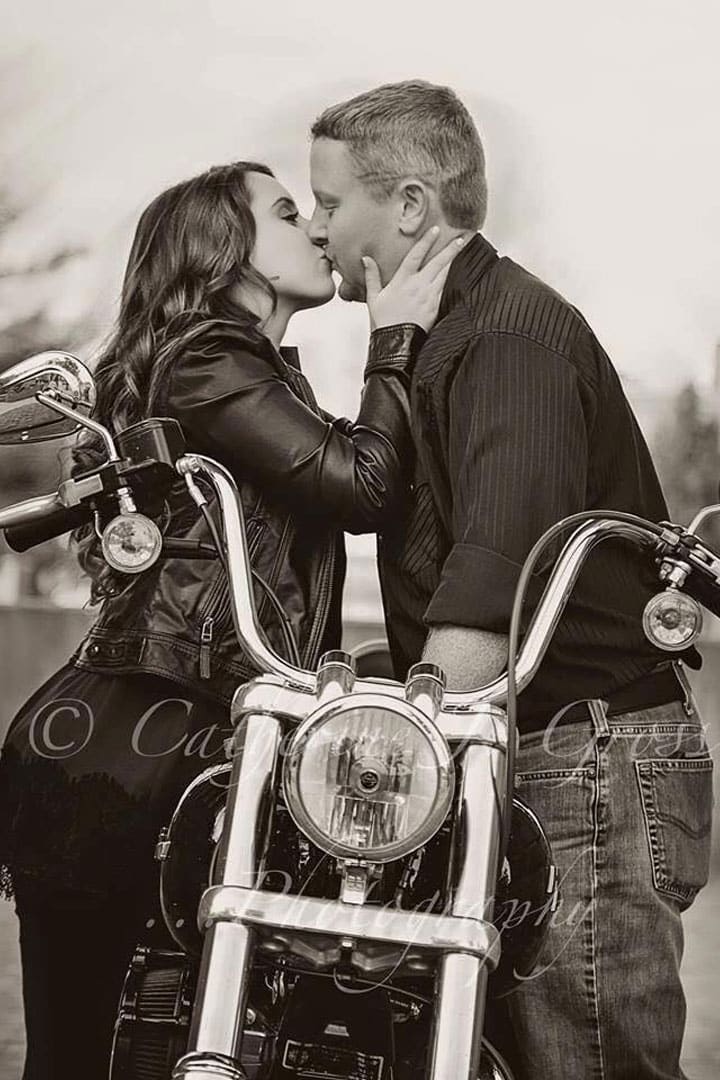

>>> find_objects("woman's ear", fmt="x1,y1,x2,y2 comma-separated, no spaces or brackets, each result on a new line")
396,178,434,237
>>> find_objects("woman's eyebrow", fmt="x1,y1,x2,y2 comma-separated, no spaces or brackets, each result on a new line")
271,196,298,212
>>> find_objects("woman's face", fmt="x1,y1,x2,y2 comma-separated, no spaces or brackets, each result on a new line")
246,171,336,313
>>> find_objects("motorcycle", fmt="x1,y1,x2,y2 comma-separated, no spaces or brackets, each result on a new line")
1,352,718,1080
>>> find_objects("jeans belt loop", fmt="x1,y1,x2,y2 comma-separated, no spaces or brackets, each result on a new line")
671,660,695,717
588,698,611,742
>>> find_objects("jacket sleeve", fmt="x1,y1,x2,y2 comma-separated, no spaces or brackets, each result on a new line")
165,324,425,533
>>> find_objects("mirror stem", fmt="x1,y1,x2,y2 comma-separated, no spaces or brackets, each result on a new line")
35,391,119,461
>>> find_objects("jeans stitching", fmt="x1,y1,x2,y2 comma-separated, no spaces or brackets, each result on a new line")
604,730,708,747
637,758,714,772
634,758,713,906
517,768,594,783
588,732,607,1079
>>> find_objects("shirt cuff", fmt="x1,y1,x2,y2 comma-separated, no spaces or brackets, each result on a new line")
424,542,544,633
364,324,427,378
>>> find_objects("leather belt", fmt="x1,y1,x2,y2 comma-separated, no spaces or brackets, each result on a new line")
533,664,686,730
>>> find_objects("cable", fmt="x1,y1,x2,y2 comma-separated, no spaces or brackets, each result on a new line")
200,502,226,563
252,574,302,668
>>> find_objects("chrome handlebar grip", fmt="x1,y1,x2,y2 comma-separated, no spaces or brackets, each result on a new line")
0,491,62,529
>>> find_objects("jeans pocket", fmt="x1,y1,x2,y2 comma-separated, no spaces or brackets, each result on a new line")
635,755,714,910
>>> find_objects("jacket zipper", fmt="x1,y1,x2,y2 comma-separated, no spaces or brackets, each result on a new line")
198,517,265,680
199,616,214,679
196,559,227,625
301,535,337,669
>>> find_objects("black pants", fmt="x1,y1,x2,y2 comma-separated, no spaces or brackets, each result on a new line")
1,664,231,1079
15,885,154,1080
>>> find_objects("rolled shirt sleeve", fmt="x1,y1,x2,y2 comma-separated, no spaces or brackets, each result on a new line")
424,333,589,632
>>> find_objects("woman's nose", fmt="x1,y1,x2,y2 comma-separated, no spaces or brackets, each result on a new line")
299,215,318,243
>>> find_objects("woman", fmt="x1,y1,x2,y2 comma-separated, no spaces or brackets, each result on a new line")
0,160,460,1078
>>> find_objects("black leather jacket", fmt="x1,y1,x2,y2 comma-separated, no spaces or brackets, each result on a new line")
70,324,425,706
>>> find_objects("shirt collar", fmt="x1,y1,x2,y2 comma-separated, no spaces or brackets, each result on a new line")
439,231,498,318
279,345,301,371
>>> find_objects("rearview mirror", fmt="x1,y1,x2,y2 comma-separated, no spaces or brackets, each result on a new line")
0,352,96,444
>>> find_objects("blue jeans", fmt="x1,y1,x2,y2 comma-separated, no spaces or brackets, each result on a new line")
493,681,714,1079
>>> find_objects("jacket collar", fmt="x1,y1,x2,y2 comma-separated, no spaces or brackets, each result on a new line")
439,231,498,318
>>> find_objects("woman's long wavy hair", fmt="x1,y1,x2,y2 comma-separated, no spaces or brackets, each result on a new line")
71,160,277,600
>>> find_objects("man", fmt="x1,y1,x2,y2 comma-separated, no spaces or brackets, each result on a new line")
308,80,714,1078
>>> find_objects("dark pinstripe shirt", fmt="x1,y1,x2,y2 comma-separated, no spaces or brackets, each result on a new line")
378,233,700,730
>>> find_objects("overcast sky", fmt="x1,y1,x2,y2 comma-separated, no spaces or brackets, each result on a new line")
1,0,719,422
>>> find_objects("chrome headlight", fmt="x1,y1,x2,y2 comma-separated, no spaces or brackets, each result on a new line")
282,694,454,863
101,512,162,573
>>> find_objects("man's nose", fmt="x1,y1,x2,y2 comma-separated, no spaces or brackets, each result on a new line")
307,208,328,247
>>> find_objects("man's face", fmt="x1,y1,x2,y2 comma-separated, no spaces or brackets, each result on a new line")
309,137,400,301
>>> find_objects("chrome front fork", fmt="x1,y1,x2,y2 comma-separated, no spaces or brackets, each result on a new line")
172,715,507,1080
172,714,281,1080
430,743,506,1079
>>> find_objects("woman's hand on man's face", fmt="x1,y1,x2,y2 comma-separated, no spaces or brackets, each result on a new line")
363,227,466,334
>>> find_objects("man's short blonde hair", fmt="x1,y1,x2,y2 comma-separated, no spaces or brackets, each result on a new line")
312,80,487,229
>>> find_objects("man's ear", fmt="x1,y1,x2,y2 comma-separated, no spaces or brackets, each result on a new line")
396,178,434,237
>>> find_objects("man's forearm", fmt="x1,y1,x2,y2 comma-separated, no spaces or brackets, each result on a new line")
422,625,509,691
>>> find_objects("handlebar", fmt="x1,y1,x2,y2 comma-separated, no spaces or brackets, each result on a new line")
0,493,220,561
1,497,90,552
0,492,72,539
179,453,703,708
474,517,663,706
3,431,720,709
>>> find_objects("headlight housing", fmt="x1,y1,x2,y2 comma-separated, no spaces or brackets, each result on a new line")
643,588,703,650
101,512,162,573
282,694,454,863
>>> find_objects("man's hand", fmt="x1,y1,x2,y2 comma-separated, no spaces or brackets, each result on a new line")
422,625,509,691
364,226,466,333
